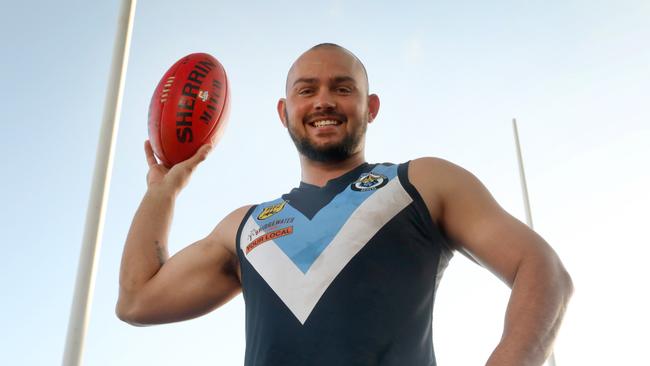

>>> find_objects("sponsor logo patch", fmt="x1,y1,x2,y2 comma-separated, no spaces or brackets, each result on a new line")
246,226,294,254
247,217,295,242
351,172,389,192
257,201,287,220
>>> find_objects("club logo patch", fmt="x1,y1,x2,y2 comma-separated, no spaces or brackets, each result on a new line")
257,201,287,220
351,172,389,192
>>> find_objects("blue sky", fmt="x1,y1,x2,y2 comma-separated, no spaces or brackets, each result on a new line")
1,0,649,365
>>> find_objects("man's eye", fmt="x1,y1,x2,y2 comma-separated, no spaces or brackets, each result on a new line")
336,87,352,94
298,88,313,95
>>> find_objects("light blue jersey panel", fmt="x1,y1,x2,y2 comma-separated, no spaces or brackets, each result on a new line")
250,164,398,273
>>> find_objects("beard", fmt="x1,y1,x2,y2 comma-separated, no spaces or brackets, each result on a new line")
285,108,366,163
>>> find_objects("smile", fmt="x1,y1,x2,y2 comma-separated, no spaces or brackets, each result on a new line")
309,119,343,127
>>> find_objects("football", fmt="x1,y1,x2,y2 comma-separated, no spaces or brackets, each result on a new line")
148,53,230,167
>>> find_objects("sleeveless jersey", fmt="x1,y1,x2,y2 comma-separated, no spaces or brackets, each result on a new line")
236,162,453,366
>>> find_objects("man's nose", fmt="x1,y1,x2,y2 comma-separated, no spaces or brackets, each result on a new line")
314,91,336,111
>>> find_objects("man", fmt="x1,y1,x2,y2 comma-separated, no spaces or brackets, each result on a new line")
117,43,573,366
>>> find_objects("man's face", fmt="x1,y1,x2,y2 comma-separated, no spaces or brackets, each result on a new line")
278,47,379,162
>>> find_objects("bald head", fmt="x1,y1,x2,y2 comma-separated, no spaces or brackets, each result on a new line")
277,43,381,163
285,43,369,95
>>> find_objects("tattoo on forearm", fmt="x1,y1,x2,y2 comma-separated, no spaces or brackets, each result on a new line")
154,240,166,265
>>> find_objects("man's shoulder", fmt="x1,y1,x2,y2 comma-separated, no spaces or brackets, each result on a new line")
407,156,468,183
407,156,457,170
211,204,251,222
404,157,477,220
212,205,256,243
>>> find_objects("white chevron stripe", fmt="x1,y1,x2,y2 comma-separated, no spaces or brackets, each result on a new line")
241,178,413,324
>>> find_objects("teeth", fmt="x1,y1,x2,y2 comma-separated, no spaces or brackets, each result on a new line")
312,120,340,127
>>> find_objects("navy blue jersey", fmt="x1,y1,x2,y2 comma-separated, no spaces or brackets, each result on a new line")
236,162,453,366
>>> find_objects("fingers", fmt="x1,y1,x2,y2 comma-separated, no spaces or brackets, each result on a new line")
144,140,158,167
165,143,213,189
186,143,213,168
171,143,213,175
186,144,212,173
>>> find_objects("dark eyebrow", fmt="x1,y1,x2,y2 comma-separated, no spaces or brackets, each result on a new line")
292,77,318,86
292,76,357,87
332,76,356,84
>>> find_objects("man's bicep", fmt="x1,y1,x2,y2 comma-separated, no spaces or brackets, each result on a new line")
439,164,550,286
126,206,249,325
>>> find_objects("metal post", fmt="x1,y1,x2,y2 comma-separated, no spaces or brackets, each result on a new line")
512,118,557,366
62,0,137,364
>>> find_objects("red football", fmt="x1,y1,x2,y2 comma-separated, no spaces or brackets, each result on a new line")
148,53,230,167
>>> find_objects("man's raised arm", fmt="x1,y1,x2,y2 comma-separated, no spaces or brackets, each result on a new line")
116,140,247,326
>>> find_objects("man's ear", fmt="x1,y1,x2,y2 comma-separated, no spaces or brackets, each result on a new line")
367,94,380,123
277,98,288,128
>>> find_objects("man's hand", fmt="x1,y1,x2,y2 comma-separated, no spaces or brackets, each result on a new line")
144,140,212,196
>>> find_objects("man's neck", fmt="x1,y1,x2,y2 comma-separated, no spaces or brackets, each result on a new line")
299,152,366,187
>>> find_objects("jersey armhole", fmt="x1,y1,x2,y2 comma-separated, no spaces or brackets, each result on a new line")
397,161,454,255
235,205,258,273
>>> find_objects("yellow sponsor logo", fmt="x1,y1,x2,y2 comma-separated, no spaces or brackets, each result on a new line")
257,201,287,220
